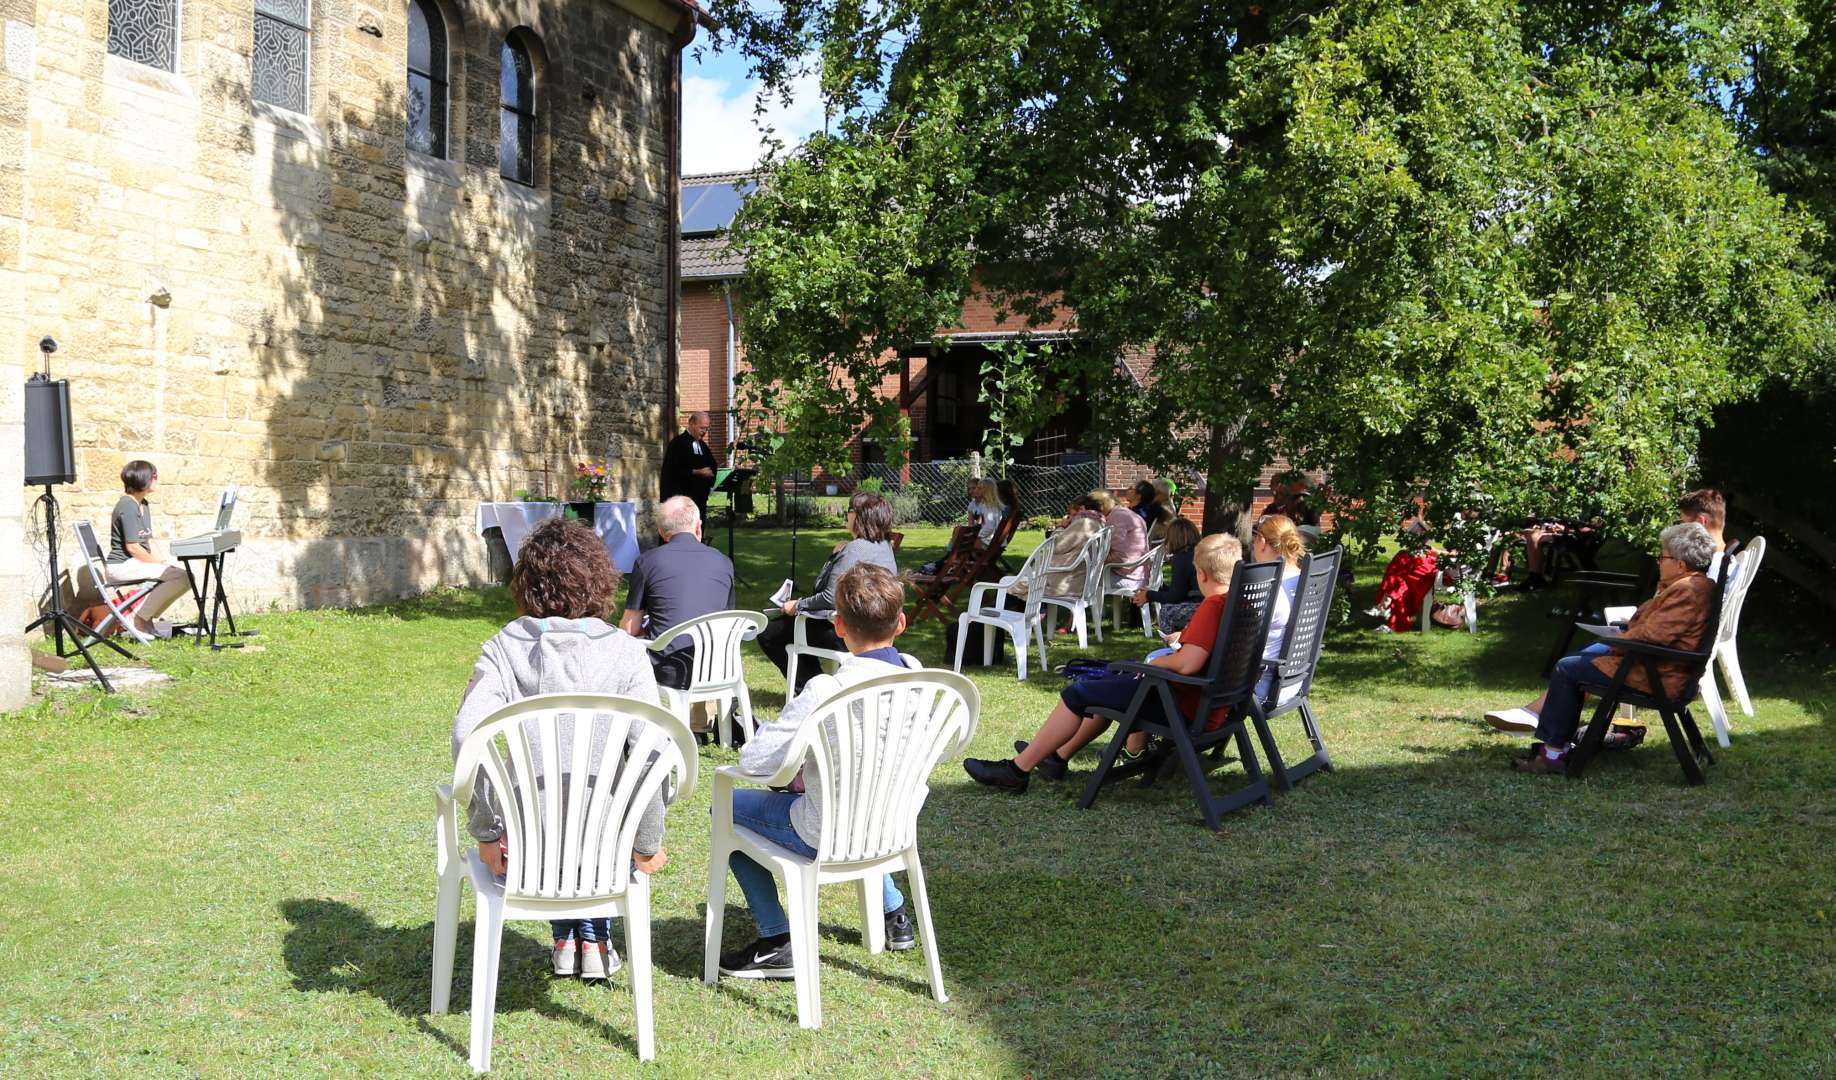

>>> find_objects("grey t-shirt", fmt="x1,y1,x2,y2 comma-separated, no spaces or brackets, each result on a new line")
109,495,152,563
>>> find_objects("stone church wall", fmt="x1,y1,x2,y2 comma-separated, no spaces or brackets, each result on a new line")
12,0,679,613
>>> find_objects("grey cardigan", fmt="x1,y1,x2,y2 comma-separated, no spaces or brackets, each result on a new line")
452,616,666,855
794,538,898,615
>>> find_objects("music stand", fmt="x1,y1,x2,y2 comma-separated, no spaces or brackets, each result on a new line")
713,466,757,585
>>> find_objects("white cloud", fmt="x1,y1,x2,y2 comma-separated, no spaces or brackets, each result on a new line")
682,65,826,175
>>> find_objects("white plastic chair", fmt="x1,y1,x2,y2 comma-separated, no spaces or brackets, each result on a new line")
72,521,159,645
648,609,766,748
433,694,697,1070
1698,536,1764,748
1041,527,1111,648
785,611,852,693
1104,542,1166,636
1418,568,1477,634
702,669,980,1029
954,542,1053,679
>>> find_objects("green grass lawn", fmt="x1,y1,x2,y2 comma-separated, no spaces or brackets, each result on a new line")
2,526,1833,1078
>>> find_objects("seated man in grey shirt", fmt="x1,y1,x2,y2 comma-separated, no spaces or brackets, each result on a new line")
620,497,738,729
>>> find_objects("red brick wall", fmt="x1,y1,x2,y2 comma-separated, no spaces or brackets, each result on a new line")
679,283,734,457
674,276,1312,509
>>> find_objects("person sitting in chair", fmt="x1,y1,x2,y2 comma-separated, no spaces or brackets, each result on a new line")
755,491,899,695
961,533,1244,793
1132,517,1202,634
1130,480,1168,536
1105,485,1153,592
715,564,923,977
452,517,670,981
103,460,191,639
922,479,1018,577
620,495,737,736
1491,522,1718,775
1677,488,1735,582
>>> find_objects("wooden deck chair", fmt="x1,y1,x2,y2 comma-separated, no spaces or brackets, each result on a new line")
1076,559,1285,830
910,512,1020,624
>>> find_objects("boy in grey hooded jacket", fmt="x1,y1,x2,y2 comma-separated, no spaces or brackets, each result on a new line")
451,519,668,981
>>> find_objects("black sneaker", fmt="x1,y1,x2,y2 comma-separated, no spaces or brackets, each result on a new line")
718,935,794,979
1012,741,1067,782
964,757,1029,793
884,904,916,951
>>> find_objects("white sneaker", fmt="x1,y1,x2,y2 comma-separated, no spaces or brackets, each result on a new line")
1484,706,1539,733
579,940,621,980
151,620,175,640
552,938,578,977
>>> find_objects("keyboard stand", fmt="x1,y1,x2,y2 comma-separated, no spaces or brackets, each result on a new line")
177,549,252,650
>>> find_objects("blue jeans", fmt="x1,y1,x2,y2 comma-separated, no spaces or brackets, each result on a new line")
551,918,612,944
727,788,904,938
1534,643,1617,749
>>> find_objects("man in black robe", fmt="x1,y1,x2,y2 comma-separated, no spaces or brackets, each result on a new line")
660,410,716,518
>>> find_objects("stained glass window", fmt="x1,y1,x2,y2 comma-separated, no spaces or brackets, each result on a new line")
499,38,536,185
108,0,177,72
252,0,310,113
407,0,447,157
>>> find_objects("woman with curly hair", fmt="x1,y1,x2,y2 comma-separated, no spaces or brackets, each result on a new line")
451,518,668,983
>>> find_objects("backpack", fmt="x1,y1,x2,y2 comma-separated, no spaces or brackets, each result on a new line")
1057,657,1113,681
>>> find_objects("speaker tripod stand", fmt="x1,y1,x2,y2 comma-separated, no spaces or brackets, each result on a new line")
25,487,133,694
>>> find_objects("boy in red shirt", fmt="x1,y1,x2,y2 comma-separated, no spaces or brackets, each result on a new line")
964,534,1242,793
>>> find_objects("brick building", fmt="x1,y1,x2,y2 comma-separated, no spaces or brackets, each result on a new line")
2,0,706,701
677,170,1283,520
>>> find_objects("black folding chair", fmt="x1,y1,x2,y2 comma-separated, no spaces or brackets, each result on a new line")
1562,544,1740,786
1257,547,1341,791
1075,559,1283,831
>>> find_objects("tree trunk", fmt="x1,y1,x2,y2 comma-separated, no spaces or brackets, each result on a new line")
1201,421,1257,547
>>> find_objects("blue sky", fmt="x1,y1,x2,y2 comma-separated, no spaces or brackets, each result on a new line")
681,41,824,175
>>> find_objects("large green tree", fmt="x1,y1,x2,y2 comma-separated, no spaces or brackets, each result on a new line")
714,0,1830,551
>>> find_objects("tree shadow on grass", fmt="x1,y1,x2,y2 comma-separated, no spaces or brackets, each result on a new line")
278,898,639,1061
906,686,1836,1077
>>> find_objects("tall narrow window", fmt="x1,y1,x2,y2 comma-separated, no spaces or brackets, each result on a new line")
499,38,536,184
406,0,447,157
108,0,178,71
252,0,311,113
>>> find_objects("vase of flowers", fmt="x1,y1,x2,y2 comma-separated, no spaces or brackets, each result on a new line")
568,461,610,521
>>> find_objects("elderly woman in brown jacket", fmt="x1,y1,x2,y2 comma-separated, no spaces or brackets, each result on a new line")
1508,521,1720,774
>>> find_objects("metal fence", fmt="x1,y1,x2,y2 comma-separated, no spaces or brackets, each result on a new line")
860,457,1105,526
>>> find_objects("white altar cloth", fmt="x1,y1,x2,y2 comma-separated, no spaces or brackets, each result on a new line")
476,501,639,572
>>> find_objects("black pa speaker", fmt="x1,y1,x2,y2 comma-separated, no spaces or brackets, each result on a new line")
25,375,77,486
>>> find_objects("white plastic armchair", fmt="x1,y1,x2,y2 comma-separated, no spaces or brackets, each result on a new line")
786,611,851,692
953,541,1053,679
648,609,766,748
1698,536,1764,748
1104,542,1166,637
432,694,698,1070
702,669,980,1029
1041,527,1112,648
71,520,159,645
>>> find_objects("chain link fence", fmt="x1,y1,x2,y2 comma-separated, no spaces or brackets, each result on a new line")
860,457,1105,526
